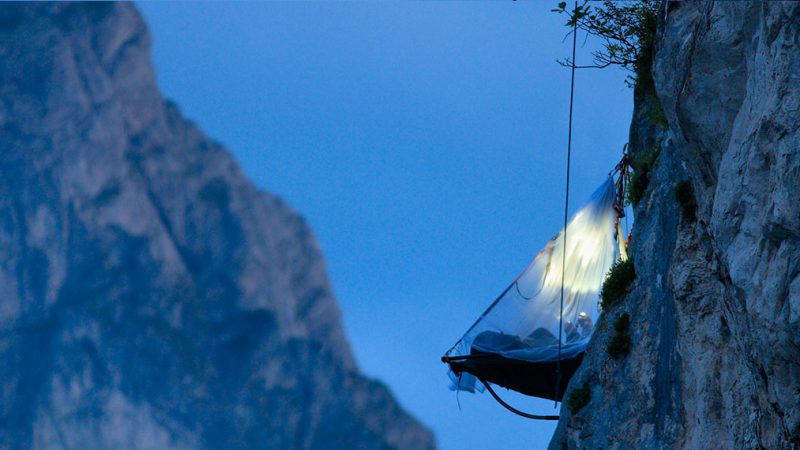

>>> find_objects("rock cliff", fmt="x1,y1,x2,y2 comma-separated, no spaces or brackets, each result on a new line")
0,3,434,449
551,2,800,448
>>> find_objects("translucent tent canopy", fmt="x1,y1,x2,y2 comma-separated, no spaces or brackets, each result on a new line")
445,178,624,394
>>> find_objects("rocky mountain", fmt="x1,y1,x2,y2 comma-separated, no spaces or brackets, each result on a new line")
551,2,799,448
0,3,434,449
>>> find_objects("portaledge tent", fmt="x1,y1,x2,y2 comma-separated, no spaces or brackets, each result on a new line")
443,177,626,402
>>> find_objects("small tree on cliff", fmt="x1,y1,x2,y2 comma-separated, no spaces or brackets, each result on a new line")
552,0,659,86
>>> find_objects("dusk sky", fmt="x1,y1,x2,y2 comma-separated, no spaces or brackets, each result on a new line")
138,2,633,448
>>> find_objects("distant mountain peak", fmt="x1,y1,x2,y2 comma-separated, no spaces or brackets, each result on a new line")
0,3,434,449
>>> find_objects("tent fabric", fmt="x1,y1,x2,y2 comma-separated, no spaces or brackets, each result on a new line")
446,178,621,393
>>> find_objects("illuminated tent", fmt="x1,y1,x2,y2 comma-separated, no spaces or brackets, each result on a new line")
443,177,626,402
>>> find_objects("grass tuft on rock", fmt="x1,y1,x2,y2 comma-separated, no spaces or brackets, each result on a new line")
607,333,632,360
647,98,668,129
674,180,697,222
613,312,630,333
607,312,632,360
600,259,635,310
626,147,659,208
566,384,591,415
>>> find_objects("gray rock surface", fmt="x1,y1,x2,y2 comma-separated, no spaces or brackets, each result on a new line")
0,3,434,449
551,2,800,448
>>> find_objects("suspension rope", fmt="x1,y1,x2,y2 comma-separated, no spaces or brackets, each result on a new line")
480,379,559,421
443,1,587,421
555,0,579,405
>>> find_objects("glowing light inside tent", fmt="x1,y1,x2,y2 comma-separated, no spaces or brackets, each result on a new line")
446,178,622,394
531,211,615,295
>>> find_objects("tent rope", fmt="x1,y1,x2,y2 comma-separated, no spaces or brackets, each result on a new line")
444,281,516,356
480,379,559,421
555,0,579,406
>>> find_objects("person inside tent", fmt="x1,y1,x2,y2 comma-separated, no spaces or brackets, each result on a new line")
577,311,593,336
565,312,593,343
575,311,593,340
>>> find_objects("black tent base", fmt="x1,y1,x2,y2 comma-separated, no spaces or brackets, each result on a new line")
445,351,584,402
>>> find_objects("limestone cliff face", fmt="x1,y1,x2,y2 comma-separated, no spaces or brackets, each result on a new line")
551,2,800,448
0,3,434,449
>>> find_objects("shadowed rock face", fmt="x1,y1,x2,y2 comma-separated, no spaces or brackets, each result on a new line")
0,3,434,449
551,2,800,449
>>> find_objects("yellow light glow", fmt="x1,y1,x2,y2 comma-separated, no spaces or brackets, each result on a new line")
521,208,615,296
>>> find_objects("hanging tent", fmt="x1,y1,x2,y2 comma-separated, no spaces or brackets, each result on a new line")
443,177,626,402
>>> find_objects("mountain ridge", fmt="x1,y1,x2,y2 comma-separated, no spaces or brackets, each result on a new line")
0,3,434,449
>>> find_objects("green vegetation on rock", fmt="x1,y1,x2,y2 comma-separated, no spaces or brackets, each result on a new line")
613,312,630,333
607,313,632,360
626,146,659,208
566,384,591,414
647,98,669,129
600,258,635,310
552,0,659,86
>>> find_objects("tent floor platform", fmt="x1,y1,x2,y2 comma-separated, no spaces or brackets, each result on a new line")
446,351,584,402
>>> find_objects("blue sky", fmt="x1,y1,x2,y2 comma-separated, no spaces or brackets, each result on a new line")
138,3,632,449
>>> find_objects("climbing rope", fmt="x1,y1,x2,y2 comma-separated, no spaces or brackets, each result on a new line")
443,1,627,421
555,0,579,406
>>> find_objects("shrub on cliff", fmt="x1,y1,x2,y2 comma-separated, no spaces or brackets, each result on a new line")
607,312,632,360
600,258,635,309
